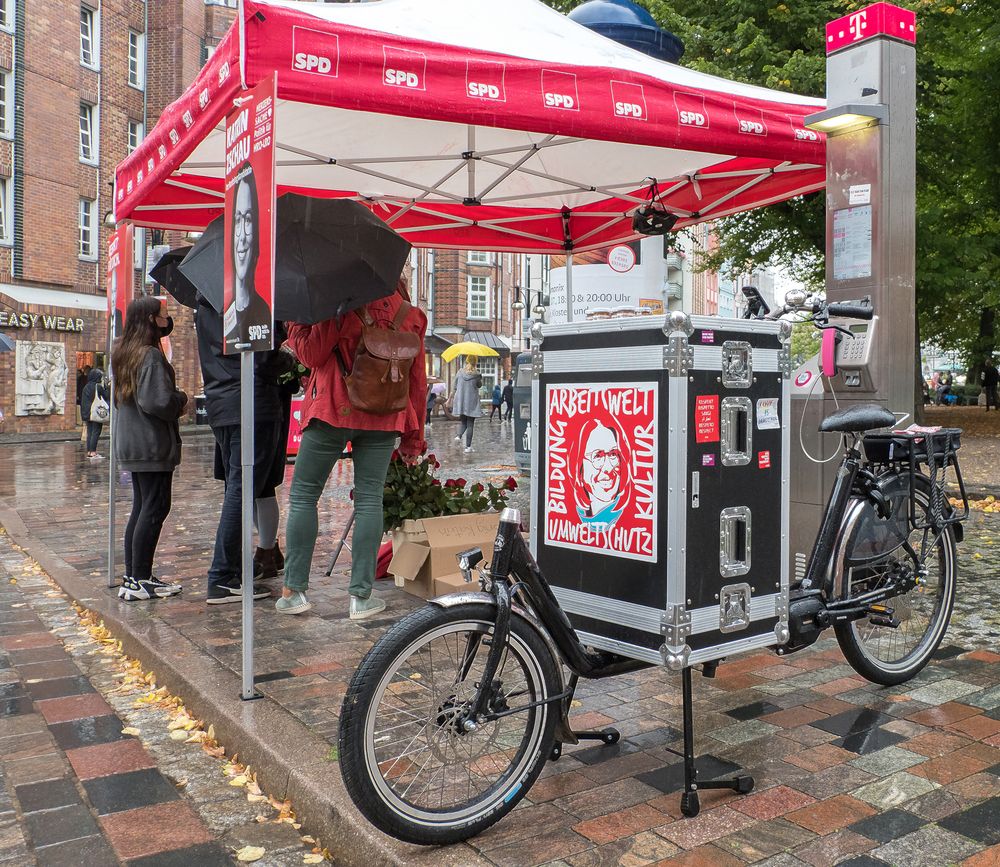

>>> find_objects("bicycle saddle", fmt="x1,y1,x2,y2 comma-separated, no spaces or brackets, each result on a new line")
819,404,896,433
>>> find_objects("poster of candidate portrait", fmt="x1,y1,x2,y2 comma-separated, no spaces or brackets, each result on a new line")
544,383,658,562
223,74,276,354
106,224,133,351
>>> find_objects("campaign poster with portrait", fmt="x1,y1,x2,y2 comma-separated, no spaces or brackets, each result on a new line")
544,383,658,562
223,73,276,354
106,224,133,350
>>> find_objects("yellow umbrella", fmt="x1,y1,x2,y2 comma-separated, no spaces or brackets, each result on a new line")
441,341,500,363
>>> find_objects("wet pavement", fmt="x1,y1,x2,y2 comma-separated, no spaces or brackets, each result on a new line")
2,413,1000,866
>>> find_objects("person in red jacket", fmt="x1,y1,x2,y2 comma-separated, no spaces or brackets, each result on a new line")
279,279,427,618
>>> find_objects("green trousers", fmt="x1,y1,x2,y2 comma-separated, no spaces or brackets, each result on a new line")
284,421,396,598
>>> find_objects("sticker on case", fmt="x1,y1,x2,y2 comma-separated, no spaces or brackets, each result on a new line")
701,330,715,344
695,395,720,443
702,453,716,467
756,397,780,430
758,450,771,469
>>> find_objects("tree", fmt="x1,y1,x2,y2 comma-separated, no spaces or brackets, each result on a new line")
542,0,1000,363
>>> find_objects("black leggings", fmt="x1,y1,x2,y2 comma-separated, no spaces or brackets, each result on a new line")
124,471,173,580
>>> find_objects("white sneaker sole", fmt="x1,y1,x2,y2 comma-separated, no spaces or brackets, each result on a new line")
350,601,387,620
276,600,312,615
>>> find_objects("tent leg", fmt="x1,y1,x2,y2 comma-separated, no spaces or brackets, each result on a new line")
565,252,574,323
325,507,355,576
107,378,118,589
241,352,262,702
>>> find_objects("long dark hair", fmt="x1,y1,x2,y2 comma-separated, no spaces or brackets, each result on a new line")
231,164,259,297
112,296,165,406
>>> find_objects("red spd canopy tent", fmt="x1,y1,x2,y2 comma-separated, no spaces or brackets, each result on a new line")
114,0,825,252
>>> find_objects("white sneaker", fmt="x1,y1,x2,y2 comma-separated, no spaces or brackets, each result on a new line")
349,594,386,620
454,435,462,442
464,446,473,454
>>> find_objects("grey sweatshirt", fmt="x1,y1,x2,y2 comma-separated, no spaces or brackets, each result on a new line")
113,348,186,473
451,369,483,418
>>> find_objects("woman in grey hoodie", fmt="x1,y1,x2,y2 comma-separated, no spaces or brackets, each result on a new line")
451,357,483,453
111,296,188,602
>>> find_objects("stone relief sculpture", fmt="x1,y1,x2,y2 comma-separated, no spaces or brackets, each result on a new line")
15,341,68,416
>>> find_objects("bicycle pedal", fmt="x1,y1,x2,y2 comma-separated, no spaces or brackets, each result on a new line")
868,613,900,628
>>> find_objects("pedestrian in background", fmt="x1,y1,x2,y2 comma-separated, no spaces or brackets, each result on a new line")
196,294,287,605
489,382,502,420
281,278,426,619
80,368,109,459
112,296,186,602
452,357,482,453
983,358,1000,411
502,377,514,422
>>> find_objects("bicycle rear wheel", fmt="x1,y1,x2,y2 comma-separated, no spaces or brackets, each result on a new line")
834,480,957,686
338,602,560,845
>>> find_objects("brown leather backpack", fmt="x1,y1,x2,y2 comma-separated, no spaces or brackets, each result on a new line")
341,301,420,416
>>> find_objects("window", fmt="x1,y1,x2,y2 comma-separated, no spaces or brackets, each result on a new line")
0,177,10,244
79,198,96,259
0,1,13,33
476,357,498,395
468,275,490,319
133,227,145,270
128,30,145,89
80,6,99,69
0,69,11,137
127,120,143,153
468,250,492,264
79,102,96,162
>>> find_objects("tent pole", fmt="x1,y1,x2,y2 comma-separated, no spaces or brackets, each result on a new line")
107,376,117,588
240,351,260,701
565,252,574,323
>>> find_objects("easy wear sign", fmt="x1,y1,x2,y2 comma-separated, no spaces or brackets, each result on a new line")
223,73,276,355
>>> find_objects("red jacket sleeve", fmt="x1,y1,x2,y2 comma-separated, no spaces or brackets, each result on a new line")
287,320,342,370
399,310,428,456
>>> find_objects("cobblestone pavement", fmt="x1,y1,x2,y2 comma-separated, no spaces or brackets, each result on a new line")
3,416,1000,866
0,532,333,866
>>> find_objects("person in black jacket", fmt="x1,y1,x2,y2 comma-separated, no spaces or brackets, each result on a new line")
112,296,187,602
80,368,109,459
195,292,287,604
502,377,514,422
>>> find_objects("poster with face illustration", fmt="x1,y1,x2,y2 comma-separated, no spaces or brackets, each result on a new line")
223,73,276,354
544,383,658,562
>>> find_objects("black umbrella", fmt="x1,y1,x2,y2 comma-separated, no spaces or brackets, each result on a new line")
177,195,412,323
149,246,198,309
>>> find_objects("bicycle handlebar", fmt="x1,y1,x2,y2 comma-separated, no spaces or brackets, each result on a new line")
826,298,874,320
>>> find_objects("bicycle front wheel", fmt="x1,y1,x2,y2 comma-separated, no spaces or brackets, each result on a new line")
834,480,957,686
338,602,560,845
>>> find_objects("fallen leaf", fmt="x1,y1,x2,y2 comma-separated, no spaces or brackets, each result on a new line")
122,727,141,737
169,730,189,741
247,793,268,803
303,855,324,864
174,778,188,789
235,846,266,862
300,836,316,845
230,775,249,787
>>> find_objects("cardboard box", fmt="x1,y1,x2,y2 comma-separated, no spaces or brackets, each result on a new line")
389,513,501,599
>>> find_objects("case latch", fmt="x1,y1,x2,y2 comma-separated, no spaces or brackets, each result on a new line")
721,341,752,388
719,583,752,633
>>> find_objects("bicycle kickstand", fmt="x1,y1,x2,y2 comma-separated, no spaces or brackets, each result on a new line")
678,666,754,817
549,674,621,761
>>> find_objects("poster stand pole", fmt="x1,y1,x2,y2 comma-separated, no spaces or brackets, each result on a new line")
107,376,117,589
240,351,262,701
565,252,574,323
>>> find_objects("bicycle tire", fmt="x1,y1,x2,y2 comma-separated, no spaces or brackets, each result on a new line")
834,479,957,686
338,602,560,845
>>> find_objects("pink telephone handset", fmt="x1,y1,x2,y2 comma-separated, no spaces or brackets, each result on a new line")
821,328,839,378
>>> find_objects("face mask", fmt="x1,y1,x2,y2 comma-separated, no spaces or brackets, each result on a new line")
158,316,174,338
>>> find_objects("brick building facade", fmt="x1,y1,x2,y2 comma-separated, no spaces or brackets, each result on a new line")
0,0,236,433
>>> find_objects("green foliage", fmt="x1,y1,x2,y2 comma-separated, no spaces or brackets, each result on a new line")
542,0,1000,360
381,454,517,533
789,319,822,368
